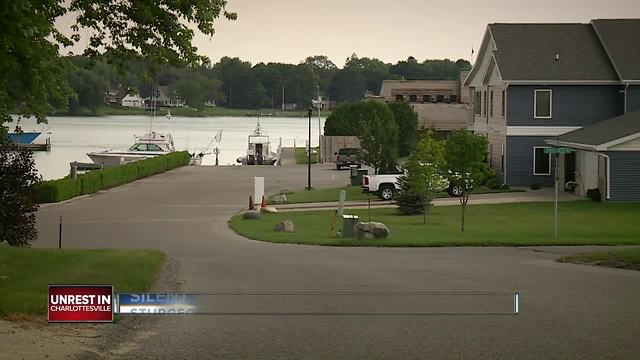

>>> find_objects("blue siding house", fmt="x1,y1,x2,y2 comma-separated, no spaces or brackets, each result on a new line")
465,19,640,201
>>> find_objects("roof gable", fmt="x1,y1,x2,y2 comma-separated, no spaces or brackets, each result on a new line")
489,23,619,81
592,19,640,81
556,111,640,149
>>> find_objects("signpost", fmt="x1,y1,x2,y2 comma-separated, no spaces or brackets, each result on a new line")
543,146,574,241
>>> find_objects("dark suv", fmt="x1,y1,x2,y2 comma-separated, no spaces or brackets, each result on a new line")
335,148,360,170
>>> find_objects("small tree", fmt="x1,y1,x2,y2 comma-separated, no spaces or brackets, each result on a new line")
358,102,398,174
445,130,489,232
0,143,40,246
396,133,448,220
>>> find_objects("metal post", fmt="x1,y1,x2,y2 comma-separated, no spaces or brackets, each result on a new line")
317,86,322,163
58,216,63,249
307,107,312,190
368,194,371,222
554,149,559,241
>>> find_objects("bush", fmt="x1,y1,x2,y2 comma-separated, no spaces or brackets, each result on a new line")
499,184,511,190
1,146,39,246
530,183,541,190
395,191,430,215
37,151,191,203
485,177,500,190
586,188,602,202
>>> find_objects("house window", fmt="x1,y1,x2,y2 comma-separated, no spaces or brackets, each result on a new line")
396,95,404,102
444,95,451,103
409,94,417,103
474,92,481,115
423,95,430,103
482,92,486,115
534,89,552,118
501,90,506,117
501,145,505,174
436,95,445,103
490,90,494,116
450,95,458,103
533,147,551,175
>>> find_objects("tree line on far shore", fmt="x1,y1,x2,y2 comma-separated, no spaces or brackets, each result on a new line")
62,53,471,115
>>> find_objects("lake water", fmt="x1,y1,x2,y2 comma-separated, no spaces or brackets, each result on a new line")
15,115,325,180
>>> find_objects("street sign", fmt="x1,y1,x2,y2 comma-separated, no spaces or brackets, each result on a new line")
544,147,573,154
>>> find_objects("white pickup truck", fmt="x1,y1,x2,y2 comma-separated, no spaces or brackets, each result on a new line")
362,173,464,200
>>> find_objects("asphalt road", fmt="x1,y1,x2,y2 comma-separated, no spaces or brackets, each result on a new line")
35,164,640,359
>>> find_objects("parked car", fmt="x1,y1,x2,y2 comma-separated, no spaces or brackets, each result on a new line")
362,173,465,200
335,148,360,170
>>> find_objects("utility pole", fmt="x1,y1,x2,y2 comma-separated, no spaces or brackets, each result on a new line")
282,85,285,110
307,107,313,190
317,85,322,163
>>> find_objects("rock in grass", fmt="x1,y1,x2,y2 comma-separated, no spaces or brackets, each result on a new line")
355,222,390,240
243,210,261,220
274,220,295,232
261,206,278,213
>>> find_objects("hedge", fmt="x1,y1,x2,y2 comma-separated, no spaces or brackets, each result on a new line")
37,151,191,203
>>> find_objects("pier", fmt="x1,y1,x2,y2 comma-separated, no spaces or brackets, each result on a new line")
2,137,51,151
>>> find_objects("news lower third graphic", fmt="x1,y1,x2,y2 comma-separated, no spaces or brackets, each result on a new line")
48,285,520,323
48,285,114,323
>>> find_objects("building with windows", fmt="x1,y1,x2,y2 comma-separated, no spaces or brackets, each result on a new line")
377,73,472,135
465,19,640,200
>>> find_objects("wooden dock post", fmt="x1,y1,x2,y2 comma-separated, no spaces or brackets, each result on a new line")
70,162,78,179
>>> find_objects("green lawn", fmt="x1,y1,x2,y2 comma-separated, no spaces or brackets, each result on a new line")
229,201,640,247
55,105,321,118
294,147,319,165
557,247,640,271
268,185,524,204
0,247,165,316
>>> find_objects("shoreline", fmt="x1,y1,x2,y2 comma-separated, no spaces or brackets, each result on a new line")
49,106,329,118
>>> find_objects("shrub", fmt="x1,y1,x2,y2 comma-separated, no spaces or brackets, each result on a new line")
586,188,602,202
0,145,39,246
530,183,541,190
485,177,500,190
499,184,511,190
395,191,429,215
37,151,190,203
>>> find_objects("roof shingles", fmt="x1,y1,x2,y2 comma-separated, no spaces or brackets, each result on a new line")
592,19,640,81
557,111,640,146
489,23,619,81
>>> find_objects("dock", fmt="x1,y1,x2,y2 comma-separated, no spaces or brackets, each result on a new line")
2,138,51,151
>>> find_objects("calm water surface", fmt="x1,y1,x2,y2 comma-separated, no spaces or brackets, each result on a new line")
16,115,325,180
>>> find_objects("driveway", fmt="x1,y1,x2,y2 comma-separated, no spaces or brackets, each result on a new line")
32,164,640,359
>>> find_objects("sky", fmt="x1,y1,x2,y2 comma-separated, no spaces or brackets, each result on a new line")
60,0,640,67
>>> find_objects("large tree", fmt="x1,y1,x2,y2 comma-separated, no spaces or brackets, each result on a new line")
387,102,418,157
357,102,398,174
214,57,267,108
0,0,236,131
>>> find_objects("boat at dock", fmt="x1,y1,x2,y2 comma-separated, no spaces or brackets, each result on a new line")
7,131,41,144
236,119,278,165
87,131,175,166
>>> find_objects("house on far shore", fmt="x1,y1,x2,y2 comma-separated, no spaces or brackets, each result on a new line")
105,86,127,106
121,93,146,108
147,85,186,108
465,19,640,201
376,72,472,137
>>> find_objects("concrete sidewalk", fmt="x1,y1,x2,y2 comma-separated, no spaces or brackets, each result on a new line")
274,188,584,212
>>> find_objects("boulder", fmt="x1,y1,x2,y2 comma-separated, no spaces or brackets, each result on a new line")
355,222,390,240
261,206,278,213
274,220,295,232
243,210,261,220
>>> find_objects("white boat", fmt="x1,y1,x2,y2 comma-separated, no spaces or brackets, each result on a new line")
87,131,175,166
236,120,277,165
